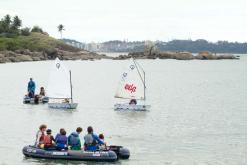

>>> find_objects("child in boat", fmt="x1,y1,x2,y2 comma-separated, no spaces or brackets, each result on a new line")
39,87,46,96
129,99,137,105
35,124,47,147
63,98,70,103
98,134,107,150
42,129,55,149
68,127,83,150
55,128,68,150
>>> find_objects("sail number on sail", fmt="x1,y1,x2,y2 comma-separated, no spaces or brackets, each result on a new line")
124,84,137,93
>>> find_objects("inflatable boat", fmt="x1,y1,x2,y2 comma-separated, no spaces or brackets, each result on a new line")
22,145,130,162
23,96,49,104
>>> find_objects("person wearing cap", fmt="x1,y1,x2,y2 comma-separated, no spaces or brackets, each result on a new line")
43,129,55,149
84,126,104,151
27,78,36,98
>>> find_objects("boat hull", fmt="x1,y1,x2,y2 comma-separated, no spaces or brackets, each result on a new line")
48,103,78,109
22,145,117,162
114,103,150,111
23,96,49,104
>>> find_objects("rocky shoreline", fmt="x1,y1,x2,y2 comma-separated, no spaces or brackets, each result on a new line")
0,49,113,63
0,49,240,64
113,51,239,60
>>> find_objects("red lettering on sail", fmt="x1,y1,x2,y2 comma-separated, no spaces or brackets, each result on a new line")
124,84,136,93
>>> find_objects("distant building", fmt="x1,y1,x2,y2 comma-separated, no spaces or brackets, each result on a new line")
62,39,85,49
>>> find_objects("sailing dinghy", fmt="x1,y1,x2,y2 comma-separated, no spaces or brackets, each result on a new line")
47,58,78,109
114,58,150,111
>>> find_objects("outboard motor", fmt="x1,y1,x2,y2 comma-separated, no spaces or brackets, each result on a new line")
109,146,130,159
34,95,39,104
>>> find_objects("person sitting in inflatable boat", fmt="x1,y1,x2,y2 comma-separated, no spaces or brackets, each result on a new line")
98,133,107,150
35,124,47,147
84,126,105,151
42,129,55,150
55,128,68,151
68,127,83,150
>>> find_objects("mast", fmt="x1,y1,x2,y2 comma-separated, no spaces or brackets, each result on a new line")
143,70,146,101
69,70,73,103
132,58,146,100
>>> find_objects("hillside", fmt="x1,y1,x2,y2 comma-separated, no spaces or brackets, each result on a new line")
0,32,80,52
91,40,247,54
0,32,112,63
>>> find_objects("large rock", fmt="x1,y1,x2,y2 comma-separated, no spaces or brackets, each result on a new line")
195,51,217,60
158,52,176,59
174,52,194,60
0,54,5,58
15,55,33,62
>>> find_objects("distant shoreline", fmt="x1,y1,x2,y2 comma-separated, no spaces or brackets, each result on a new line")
0,50,240,64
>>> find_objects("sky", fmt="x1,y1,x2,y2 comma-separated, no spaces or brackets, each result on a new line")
0,0,247,42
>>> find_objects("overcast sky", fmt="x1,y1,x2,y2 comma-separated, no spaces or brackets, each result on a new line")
1,0,247,42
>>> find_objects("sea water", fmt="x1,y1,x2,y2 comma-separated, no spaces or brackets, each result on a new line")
0,55,246,165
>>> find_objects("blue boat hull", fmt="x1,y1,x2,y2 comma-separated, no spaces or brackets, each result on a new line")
22,145,127,162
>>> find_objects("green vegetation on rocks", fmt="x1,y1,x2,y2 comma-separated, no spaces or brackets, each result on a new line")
0,14,111,63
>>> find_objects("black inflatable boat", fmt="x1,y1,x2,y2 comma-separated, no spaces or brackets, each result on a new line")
23,145,130,162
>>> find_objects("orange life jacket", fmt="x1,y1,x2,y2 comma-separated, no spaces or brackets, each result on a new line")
39,131,45,143
44,135,52,146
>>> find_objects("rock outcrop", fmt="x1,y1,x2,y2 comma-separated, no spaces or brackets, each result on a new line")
113,51,239,60
0,50,239,64
0,49,113,63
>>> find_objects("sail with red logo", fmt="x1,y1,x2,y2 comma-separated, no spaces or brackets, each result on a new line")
114,58,150,111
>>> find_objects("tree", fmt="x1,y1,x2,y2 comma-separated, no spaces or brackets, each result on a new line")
11,16,22,30
2,14,11,32
3,14,11,26
57,24,65,39
21,27,31,36
144,40,159,56
31,26,43,33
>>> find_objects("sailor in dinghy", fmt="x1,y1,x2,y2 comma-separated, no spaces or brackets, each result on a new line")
47,57,78,109
23,78,49,104
114,58,151,111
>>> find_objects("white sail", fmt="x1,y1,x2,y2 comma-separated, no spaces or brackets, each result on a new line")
47,58,71,99
115,58,145,100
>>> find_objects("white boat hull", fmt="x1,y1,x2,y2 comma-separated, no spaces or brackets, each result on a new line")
114,103,150,111
48,103,78,109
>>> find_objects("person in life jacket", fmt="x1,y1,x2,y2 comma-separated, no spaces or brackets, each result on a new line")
84,126,104,151
43,129,55,149
55,128,68,151
98,133,107,150
68,127,83,150
35,124,47,147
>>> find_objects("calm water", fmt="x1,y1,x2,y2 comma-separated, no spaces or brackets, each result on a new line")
0,55,247,165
